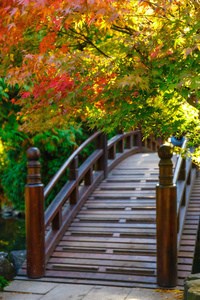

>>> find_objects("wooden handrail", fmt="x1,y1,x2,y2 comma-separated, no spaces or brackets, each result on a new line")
173,141,196,250
173,138,188,185
44,131,101,199
107,131,139,149
25,130,162,278
44,149,103,227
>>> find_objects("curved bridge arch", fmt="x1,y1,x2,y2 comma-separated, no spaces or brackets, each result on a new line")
22,132,199,289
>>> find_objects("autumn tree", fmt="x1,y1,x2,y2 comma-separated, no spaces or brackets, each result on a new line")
0,0,200,149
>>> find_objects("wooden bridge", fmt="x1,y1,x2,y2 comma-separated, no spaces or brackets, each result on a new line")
17,131,200,289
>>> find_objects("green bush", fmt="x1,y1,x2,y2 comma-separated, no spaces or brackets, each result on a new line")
1,124,91,210
0,79,117,210
0,276,9,291
0,78,96,210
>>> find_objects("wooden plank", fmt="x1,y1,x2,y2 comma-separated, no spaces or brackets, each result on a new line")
48,257,156,269
51,251,157,262
68,229,156,236
61,236,157,244
84,205,156,210
76,216,156,222
35,269,158,284
71,222,156,229
78,210,156,215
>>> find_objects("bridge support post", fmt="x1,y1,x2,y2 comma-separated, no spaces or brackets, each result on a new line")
156,145,177,287
137,131,142,152
69,156,79,204
96,133,108,178
25,147,45,278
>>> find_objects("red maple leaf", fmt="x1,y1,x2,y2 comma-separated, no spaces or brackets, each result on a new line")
10,98,15,104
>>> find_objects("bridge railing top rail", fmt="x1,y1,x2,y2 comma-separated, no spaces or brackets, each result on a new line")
173,138,188,185
44,131,101,199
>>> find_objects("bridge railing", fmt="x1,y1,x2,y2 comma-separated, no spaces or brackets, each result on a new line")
25,130,162,278
156,141,197,287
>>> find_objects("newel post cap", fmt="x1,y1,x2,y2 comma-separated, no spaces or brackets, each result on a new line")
158,144,173,160
26,147,40,161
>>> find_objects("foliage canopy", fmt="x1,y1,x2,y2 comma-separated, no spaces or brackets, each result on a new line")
0,0,200,140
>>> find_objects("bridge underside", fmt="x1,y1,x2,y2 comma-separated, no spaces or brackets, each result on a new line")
18,153,200,289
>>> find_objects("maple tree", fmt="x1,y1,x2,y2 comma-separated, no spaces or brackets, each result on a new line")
0,0,200,145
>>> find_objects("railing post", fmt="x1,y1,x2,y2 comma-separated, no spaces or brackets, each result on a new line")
147,137,153,150
125,134,133,149
69,156,79,204
137,131,142,153
179,159,186,180
52,210,62,230
117,129,124,153
85,166,93,185
108,144,116,160
179,159,186,205
96,133,108,178
156,145,177,287
25,147,45,278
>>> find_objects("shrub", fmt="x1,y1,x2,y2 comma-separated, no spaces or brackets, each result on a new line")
0,276,9,291
0,124,92,210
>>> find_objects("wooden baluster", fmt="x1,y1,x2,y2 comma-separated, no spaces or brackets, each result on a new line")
187,169,191,185
177,213,180,234
179,159,186,205
156,145,177,287
149,136,153,150
117,129,124,153
156,136,163,150
25,147,45,278
179,159,186,180
108,144,116,160
126,135,133,149
147,137,151,150
137,131,142,153
144,139,148,148
133,133,137,146
85,166,93,185
52,210,62,230
182,189,186,206
152,141,156,152
69,156,79,204
96,133,108,178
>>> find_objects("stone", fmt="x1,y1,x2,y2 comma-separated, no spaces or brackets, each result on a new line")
38,283,94,300
13,210,25,219
0,291,41,299
186,274,200,282
184,281,200,300
10,250,26,274
4,280,58,294
2,205,13,217
0,252,8,259
184,274,200,300
0,257,15,281
187,286,200,300
126,288,182,300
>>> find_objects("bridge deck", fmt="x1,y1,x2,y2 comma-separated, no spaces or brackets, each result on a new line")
18,153,200,289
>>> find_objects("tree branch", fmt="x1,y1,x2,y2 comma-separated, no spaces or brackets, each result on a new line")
68,27,110,58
